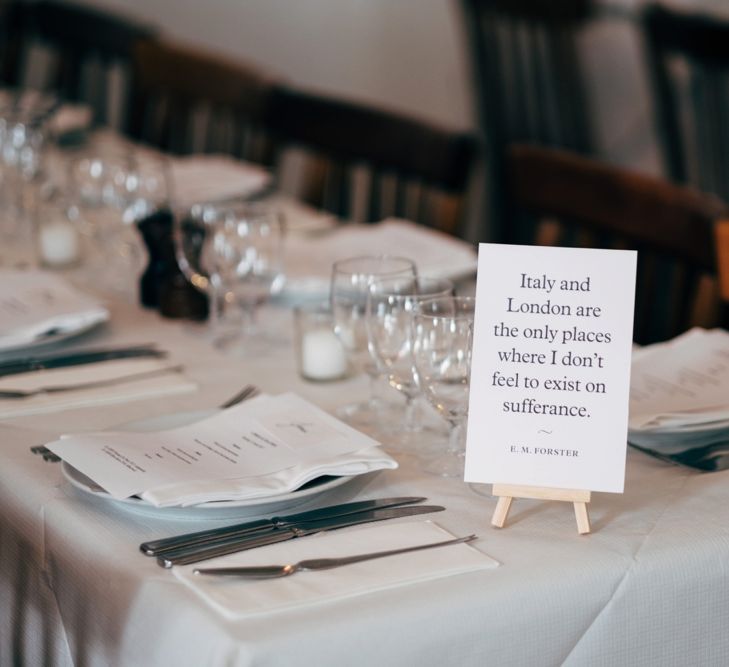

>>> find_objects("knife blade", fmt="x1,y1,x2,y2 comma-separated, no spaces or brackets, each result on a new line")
141,496,426,556
0,345,165,378
157,504,445,568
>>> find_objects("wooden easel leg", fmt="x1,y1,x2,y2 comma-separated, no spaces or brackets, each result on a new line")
491,496,513,528
573,502,591,535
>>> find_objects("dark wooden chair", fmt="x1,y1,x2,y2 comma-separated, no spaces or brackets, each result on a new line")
127,38,277,165
644,4,729,202
459,0,595,242
266,86,476,237
507,143,729,344
1,1,156,127
0,1,24,87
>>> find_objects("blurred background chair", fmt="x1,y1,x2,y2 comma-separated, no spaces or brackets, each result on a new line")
267,86,477,237
0,1,23,86
459,0,595,243
506,143,729,344
0,0,156,129
643,4,729,202
128,38,277,165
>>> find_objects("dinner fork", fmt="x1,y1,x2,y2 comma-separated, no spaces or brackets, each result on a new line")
219,384,260,408
192,534,477,578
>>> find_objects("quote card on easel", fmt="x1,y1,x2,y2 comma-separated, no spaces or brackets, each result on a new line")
464,244,637,493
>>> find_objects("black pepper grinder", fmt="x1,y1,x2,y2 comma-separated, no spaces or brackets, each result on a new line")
137,209,209,321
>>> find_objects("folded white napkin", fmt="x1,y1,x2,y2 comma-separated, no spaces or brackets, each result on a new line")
173,520,498,619
170,155,271,208
282,219,478,299
142,445,396,507
0,358,197,418
0,270,109,352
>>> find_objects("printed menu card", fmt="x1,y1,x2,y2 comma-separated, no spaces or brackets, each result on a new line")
465,244,637,493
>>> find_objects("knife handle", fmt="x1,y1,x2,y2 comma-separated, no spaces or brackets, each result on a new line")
0,347,165,377
156,505,445,568
158,529,295,568
140,518,272,555
141,496,426,556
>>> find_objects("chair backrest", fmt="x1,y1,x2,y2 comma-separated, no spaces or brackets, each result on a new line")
127,38,277,165
3,0,156,127
0,1,23,86
507,143,729,344
459,0,594,241
266,86,476,236
644,4,729,200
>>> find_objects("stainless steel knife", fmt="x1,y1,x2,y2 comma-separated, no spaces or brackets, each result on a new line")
141,496,426,556
0,345,165,378
157,504,445,568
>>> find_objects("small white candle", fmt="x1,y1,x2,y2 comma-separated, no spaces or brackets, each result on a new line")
39,221,79,267
301,329,348,381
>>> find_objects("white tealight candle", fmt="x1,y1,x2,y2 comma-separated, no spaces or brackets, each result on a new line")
39,221,79,267
301,329,348,381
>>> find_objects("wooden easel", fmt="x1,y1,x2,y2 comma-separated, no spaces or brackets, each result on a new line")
491,484,591,534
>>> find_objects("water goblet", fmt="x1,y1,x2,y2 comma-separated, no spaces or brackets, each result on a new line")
330,255,417,433
412,295,476,478
365,275,454,455
174,200,285,351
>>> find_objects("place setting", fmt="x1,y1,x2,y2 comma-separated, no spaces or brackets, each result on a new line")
627,327,729,471
44,388,400,517
0,270,199,416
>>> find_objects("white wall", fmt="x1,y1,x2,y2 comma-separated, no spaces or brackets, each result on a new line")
73,0,475,131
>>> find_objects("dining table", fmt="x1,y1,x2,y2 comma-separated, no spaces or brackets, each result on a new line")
1,134,729,667
1,286,728,666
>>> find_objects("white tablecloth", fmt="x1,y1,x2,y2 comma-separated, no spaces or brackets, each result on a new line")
2,299,729,666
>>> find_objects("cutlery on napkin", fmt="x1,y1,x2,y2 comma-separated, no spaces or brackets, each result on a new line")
157,504,445,568
0,344,165,378
141,496,427,556
193,534,477,578
0,357,196,418
172,521,498,619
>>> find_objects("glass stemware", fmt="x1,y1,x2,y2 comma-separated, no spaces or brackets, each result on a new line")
412,295,475,478
0,107,48,267
174,201,285,351
365,276,454,454
69,152,169,301
330,255,417,433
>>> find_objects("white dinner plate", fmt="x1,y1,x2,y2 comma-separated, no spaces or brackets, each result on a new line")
61,409,354,520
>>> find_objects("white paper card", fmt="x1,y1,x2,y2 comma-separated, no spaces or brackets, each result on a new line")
629,328,729,429
47,393,381,499
465,244,636,493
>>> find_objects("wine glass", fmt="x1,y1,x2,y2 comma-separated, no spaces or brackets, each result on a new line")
365,275,454,454
70,153,169,301
330,255,417,432
0,106,48,267
174,200,285,351
412,295,475,478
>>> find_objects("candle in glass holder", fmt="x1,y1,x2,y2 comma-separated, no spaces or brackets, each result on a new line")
39,219,80,267
294,304,348,381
